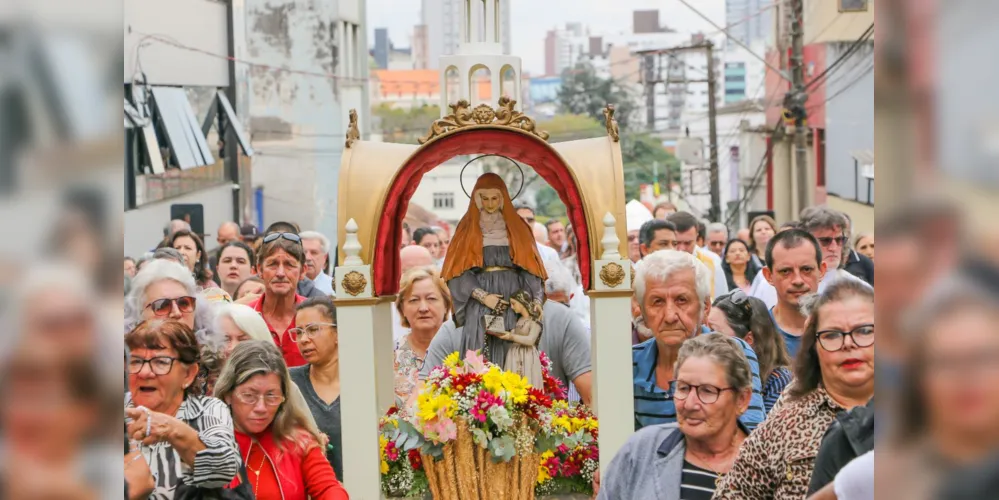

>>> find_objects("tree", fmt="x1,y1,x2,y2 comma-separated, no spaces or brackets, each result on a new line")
536,114,604,142
620,134,682,201
371,103,441,144
557,61,640,132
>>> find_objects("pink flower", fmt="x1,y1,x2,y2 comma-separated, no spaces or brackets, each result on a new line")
385,441,400,461
428,417,457,442
470,390,503,423
462,350,488,374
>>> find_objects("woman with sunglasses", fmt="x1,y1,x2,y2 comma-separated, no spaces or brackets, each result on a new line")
708,290,793,414
214,341,348,500
125,259,217,337
715,279,874,499
598,334,753,500
124,320,241,498
287,297,345,481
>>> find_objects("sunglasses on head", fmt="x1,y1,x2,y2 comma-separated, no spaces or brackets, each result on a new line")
263,232,302,245
145,296,196,316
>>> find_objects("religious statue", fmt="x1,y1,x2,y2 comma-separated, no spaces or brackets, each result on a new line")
441,173,548,381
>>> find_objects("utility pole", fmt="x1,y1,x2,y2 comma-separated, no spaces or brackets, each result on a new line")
705,41,721,223
789,0,809,214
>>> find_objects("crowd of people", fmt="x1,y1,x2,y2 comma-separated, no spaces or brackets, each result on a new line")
120,197,888,500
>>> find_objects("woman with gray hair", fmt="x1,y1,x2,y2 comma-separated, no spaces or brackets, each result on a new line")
598,333,753,500
214,341,348,499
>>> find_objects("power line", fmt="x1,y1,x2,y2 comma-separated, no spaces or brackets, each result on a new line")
807,63,873,109
803,23,874,91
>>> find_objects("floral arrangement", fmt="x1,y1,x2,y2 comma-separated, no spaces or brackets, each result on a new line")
534,401,599,496
379,406,430,498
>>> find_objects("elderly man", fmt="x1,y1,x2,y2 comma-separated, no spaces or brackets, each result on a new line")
631,250,766,430
666,212,728,300
705,222,729,257
299,231,335,295
749,206,869,309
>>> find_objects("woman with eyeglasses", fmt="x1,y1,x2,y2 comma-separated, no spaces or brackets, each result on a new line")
287,297,345,480
597,334,753,500
394,267,452,410
708,290,793,415
124,320,240,498
214,341,348,500
714,279,874,499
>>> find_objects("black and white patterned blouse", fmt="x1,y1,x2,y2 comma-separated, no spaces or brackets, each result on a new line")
125,394,240,499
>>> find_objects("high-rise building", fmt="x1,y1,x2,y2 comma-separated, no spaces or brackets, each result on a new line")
422,0,511,69
373,27,390,69
726,0,773,45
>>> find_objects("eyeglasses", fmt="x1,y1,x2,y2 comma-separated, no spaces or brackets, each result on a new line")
288,322,337,342
128,356,179,375
816,235,847,247
233,392,286,407
816,324,875,352
144,296,196,316
263,232,302,245
674,381,736,404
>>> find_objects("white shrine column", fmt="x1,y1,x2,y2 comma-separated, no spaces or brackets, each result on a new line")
588,212,635,477
334,219,396,499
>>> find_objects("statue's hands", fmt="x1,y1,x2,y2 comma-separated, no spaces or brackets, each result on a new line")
481,293,505,311
485,329,512,341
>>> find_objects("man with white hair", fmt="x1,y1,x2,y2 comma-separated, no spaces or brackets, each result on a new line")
705,222,729,257
299,231,334,295
631,250,766,430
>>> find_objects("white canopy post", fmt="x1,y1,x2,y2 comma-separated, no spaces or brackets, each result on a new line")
589,211,636,477
335,218,395,499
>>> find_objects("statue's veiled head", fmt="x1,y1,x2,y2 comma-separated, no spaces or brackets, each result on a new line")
475,188,503,214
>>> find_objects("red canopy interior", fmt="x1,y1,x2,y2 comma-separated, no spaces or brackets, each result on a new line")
373,129,591,295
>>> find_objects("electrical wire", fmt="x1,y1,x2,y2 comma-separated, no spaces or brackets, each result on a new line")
803,23,874,91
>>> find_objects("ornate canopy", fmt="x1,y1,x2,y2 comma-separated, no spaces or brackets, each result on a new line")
338,100,627,296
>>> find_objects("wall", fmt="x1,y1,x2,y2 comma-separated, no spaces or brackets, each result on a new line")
123,0,230,87
804,0,875,44
823,43,874,204
244,0,369,247
827,195,873,236
124,183,235,258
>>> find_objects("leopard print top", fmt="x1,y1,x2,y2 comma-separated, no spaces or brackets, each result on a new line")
713,387,845,500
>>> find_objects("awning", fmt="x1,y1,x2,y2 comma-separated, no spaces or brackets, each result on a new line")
199,91,254,157
150,86,214,169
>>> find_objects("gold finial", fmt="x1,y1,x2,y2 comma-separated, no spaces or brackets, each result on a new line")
604,104,620,142
418,97,550,144
345,109,360,148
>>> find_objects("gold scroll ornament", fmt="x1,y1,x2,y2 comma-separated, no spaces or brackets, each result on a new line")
419,97,550,145
599,262,626,288
340,270,367,296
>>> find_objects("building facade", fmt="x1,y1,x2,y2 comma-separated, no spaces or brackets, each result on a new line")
726,0,774,45
422,0,512,69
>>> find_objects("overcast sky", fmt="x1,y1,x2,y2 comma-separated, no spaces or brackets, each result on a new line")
366,0,725,75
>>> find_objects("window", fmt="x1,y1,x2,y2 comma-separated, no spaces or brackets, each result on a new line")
433,192,455,210
839,0,869,12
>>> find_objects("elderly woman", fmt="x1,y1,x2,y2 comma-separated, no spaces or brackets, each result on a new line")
215,341,348,500
632,250,767,431
215,303,272,357
394,267,451,408
170,229,211,288
125,320,240,498
599,334,753,500
708,290,792,414
289,297,345,480
715,279,874,499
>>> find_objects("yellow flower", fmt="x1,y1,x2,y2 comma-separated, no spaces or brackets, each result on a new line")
484,367,530,403
443,351,461,369
536,450,555,484
553,416,573,433
379,435,389,475
381,460,389,474
416,392,455,422
482,366,504,394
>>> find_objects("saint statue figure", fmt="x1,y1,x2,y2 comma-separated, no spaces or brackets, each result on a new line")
441,173,548,379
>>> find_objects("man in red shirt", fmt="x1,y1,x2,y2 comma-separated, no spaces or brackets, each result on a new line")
249,231,308,367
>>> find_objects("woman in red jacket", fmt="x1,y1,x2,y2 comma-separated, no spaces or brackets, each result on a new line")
215,340,349,500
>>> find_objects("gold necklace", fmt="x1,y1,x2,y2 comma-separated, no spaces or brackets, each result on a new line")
687,450,733,487
245,442,268,497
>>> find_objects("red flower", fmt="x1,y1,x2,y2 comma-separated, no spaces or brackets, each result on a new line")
386,405,400,417
408,449,423,471
450,372,482,393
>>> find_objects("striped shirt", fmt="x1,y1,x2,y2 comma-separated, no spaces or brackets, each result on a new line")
680,460,719,500
632,333,766,431
125,394,241,499
762,366,794,415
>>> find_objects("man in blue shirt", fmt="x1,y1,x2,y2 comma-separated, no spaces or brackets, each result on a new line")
631,250,767,431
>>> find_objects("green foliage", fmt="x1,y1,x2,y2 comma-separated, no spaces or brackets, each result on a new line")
557,61,639,131
372,103,442,144
533,184,566,219
536,114,604,142
620,134,682,201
